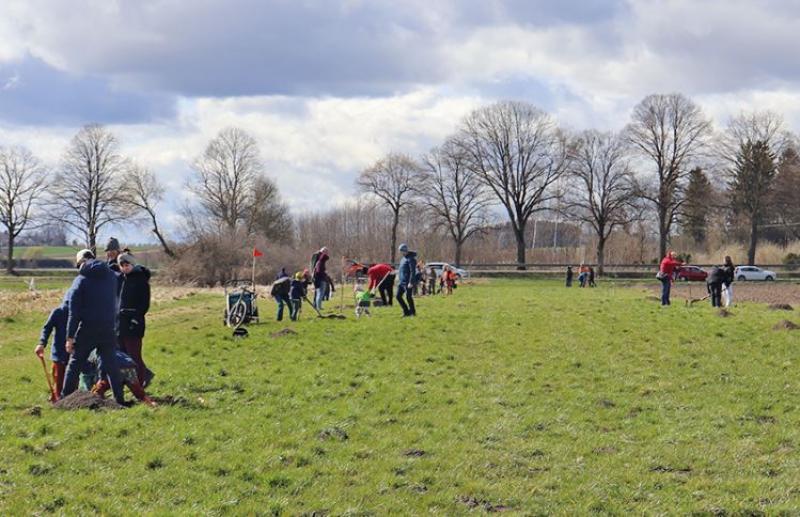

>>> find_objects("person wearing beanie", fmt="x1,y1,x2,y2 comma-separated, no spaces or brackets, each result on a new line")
105,237,122,272
396,243,417,317
117,252,153,387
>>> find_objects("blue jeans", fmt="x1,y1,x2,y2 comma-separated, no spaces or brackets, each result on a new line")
314,280,328,310
660,277,671,305
62,340,125,404
275,295,291,321
289,299,301,321
396,284,416,316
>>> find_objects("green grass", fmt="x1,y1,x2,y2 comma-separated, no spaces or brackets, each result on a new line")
1,280,800,514
12,245,155,260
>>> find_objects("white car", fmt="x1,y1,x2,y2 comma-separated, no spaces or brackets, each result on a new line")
734,266,777,281
424,262,470,279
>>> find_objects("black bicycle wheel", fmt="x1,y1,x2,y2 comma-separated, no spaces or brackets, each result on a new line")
228,299,247,327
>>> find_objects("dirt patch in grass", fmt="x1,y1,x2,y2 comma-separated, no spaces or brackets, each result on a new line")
717,309,733,318
768,303,794,311
773,320,800,331
53,391,122,411
650,465,692,474
270,328,298,338
318,427,348,441
403,448,426,457
457,496,512,512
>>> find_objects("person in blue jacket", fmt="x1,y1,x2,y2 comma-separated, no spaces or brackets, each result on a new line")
61,249,126,405
396,243,417,317
34,299,70,401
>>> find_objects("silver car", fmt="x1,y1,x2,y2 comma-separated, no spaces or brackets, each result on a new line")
424,262,470,279
734,266,777,281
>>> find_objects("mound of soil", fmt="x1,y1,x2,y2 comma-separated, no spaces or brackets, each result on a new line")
53,391,122,411
318,427,348,441
768,303,794,311
270,328,297,338
717,309,733,318
773,320,800,331
403,448,426,457
457,496,512,512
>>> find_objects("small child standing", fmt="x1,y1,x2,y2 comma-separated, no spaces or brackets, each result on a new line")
34,300,69,401
289,272,307,321
354,285,373,318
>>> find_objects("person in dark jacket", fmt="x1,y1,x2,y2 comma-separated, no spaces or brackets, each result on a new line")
722,255,735,308
588,267,597,287
707,265,726,307
565,266,573,287
396,243,417,317
34,299,70,401
289,272,307,321
61,250,125,405
271,269,292,321
105,237,122,273
313,247,330,310
117,252,152,386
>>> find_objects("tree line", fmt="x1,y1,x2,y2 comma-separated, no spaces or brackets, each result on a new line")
2,93,800,278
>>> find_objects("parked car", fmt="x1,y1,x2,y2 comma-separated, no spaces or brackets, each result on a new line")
425,262,470,279
676,265,708,282
734,266,777,281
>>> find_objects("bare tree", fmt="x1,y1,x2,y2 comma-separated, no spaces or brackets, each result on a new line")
625,93,711,259
562,130,636,274
0,146,47,273
419,139,491,266
122,165,175,258
246,174,293,244
456,100,568,269
189,127,265,232
357,153,419,263
51,124,131,253
718,110,793,162
730,140,777,265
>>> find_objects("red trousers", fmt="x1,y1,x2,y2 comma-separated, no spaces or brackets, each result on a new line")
119,336,147,385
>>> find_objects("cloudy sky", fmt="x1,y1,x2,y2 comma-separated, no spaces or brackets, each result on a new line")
2,0,800,242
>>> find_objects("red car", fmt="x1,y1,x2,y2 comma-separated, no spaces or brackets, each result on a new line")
676,265,708,282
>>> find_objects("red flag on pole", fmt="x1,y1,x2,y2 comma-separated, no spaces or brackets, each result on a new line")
253,248,264,258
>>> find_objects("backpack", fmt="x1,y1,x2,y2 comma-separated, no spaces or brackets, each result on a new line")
270,277,290,297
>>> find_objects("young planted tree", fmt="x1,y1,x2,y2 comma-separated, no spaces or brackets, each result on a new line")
122,165,175,258
562,131,636,274
357,153,418,263
0,146,47,273
419,140,491,266
189,127,266,232
457,101,568,269
730,140,777,265
682,167,713,245
51,124,131,253
625,93,711,259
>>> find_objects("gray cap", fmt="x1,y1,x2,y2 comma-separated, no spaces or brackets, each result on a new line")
117,252,135,266
398,243,409,253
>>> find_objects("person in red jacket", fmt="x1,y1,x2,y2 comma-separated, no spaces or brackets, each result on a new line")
364,263,395,306
657,251,684,306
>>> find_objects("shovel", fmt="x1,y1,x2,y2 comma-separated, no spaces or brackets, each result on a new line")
303,296,346,319
37,354,58,402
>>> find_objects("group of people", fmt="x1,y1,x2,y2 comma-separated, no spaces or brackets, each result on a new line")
565,264,596,288
34,238,154,406
657,251,735,307
272,243,443,320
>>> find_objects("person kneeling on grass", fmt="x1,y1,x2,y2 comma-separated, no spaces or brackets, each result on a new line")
34,299,71,401
88,350,156,406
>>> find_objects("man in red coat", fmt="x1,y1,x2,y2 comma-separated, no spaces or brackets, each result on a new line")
657,251,684,306
365,263,395,306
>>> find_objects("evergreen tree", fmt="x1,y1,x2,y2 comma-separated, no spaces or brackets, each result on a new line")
730,140,777,265
682,167,712,244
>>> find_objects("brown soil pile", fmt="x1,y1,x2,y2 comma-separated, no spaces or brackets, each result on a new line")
768,303,794,311
53,391,122,411
718,309,733,318
773,320,800,331
270,328,298,338
457,496,512,512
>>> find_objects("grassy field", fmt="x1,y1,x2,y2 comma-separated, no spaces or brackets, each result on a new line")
11,246,156,260
1,280,800,514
